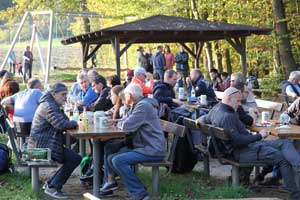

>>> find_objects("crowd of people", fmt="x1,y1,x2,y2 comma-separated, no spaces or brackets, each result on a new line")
2,44,300,200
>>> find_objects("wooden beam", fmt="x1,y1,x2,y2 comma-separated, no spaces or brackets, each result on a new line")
84,43,102,62
120,38,138,56
82,42,89,69
179,42,196,58
114,37,121,77
194,42,204,68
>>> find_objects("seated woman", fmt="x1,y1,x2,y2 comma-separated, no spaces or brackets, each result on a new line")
29,83,81,199
0,80,20,120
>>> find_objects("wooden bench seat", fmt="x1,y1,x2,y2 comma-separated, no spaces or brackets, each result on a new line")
5,118,57,194
196,120,268,186
140,119,186,198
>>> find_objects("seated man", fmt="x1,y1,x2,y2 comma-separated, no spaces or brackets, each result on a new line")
131,67,154,96
200,87,300,199
153,69,183,109
89,74,113,111
1,78,43,135
186,69,217,106
107,84,166,200
76,73,98,106
30,83,81,199
230,72,258,112
282,71,300,98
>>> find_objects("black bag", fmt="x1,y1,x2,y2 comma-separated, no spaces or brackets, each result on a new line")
171,134,197,173
0,143,14,174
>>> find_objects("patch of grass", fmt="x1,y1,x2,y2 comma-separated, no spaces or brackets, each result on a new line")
0,172,46,200
49,71,77,82
138,168,250,199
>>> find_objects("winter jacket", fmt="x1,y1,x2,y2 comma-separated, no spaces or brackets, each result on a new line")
118,97,166,157
131,77,154,96
30,92,78,163
153,81,178,109
152,52,166,70
175,51,189,72
87,87,113,112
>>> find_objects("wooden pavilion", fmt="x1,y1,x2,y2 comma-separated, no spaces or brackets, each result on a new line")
61,15,271,77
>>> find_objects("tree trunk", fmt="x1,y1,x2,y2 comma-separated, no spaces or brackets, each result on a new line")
272,0,297,77
205,42,214,71
81,0,90,33
214,42,222,72
224,49,232,75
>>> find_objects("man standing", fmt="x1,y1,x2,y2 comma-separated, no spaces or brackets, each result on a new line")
108,84,166,200
200,87,300,199
23,45,33,82
152,45,165,81
175,45,189,82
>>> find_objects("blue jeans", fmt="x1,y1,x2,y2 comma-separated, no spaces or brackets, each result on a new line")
23,62,32,81
154,69,164,81
109,149,164,198
48,148,81,190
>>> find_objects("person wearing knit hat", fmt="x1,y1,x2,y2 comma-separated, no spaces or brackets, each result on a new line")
30,82,81,199
89,75,113,111
124,70,134,87
131,67,154,96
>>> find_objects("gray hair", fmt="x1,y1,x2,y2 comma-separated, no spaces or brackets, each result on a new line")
77,73,89,83
87,70,99,81
124,84,143,100
289,71,300,81
27,78,41,89
231,72,245,91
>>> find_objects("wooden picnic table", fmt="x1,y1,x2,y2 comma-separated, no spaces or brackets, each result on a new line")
182,101,210,118
67,125,127,197
250,120,300,140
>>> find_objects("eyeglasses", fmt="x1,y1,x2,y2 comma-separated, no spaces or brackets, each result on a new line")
228,90,240,97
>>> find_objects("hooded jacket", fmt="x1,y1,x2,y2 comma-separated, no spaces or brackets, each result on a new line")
151,51,166,70
118,97,166,157
30,91,78,163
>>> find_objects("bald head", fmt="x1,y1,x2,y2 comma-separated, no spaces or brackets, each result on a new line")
190,69,202,82
222,87,242,111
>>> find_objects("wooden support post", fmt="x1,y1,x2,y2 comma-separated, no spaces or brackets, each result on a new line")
81,43,89,69
232,166,239,187
203,154,210,176
31,167,39,194
179,42,196,59
85,44,102,62
152,166,159,198
194,42,204,68
114,37,121,77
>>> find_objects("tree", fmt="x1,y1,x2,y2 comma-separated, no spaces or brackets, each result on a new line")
272,0,297,77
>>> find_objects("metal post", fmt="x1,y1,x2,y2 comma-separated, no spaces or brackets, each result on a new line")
35,33,46,73
79,139,86,157
93,139,100,197
45,11,54,89
30,24,36,51
1,12,29,70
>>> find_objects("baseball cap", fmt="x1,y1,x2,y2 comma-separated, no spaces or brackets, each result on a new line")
134,67,147,76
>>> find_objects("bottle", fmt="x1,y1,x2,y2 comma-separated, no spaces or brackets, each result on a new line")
178,87,185,101
191,86,196,98
73,103,79,122
82,106,88,131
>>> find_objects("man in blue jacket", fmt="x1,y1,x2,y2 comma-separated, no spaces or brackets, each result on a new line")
152,45,166,81
175,45,189,83
201,87,300,200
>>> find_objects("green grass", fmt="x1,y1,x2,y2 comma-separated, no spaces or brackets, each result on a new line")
139,168,250,199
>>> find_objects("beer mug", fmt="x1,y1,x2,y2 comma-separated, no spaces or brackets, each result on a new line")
94,111,105,129
261,111,270,123
99,116,109,129
279,113,290,125
200,95,207,106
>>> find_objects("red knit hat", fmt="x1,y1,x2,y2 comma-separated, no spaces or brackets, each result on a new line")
127,70,134,77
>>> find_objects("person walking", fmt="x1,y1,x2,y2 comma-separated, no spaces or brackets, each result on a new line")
23,45,33,82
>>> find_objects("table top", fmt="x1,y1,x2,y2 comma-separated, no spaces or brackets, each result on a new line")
250,121,300,139
67,125,127,139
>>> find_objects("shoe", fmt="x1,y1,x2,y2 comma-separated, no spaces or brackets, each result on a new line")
99,190,114,198
260,177,280,186
44,185,68,199
42,182,47,190
100,182,118,192
126,192,149,200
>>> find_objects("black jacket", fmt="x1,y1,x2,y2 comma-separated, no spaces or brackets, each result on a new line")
88,87,113,112
153,81,178,109
203,103,262,153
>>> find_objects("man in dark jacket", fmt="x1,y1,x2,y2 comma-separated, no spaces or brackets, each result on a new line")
153,69,183,109
201,87,300,199
281,71,300,98
175,45,189,82
186,69,217,106
151,45,166,81
108,84,166,200
30,83,81,199
89,75,113,111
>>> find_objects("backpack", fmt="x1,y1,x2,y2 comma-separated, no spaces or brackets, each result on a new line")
171,131,197,174
0,143,14,174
